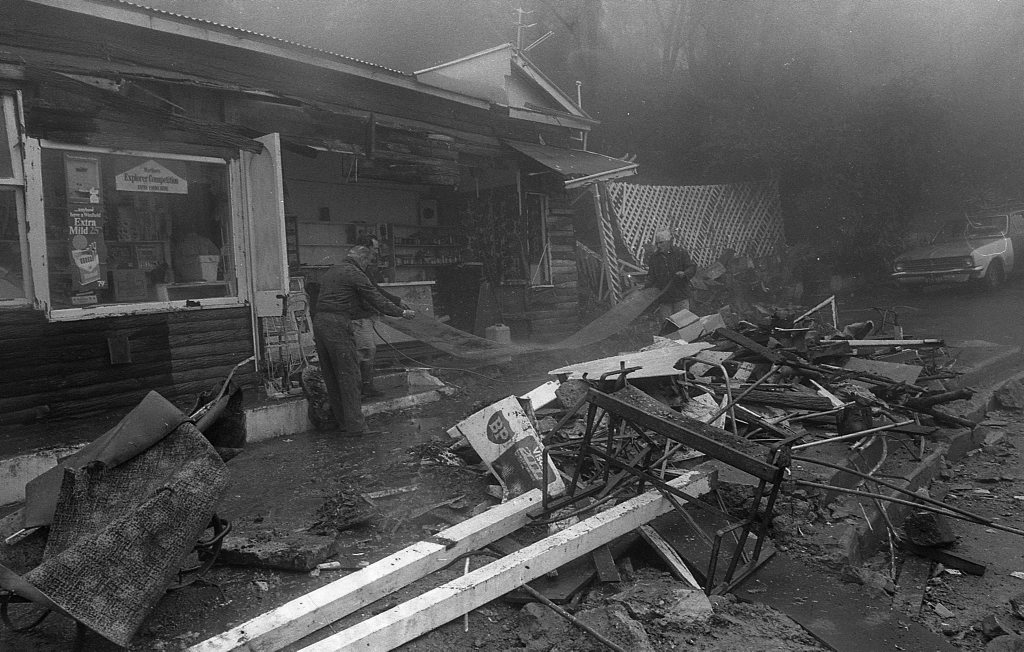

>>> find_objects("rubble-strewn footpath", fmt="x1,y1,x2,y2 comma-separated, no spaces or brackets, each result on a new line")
2,298,1024,651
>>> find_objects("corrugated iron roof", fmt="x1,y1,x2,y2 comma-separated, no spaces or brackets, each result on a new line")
506,140,637,189
102,0,410,76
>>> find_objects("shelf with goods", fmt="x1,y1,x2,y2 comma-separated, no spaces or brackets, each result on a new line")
387,224,464,270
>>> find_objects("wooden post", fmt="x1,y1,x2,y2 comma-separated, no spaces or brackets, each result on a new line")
189,489,544,652
592,183,622,304
298,470,712,652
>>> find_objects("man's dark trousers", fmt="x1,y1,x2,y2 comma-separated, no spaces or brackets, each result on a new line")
312,311,367,433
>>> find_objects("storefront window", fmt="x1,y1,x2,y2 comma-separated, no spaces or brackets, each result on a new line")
41,149,235,309
0,188,25,299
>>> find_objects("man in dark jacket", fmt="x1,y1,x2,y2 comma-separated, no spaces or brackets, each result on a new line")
312,245,414,436
354,234,408,397
644,228,697,322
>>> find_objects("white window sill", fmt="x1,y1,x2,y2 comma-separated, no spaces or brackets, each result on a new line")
47,297,246,322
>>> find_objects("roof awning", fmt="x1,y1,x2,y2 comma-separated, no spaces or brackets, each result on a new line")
505,140,638,189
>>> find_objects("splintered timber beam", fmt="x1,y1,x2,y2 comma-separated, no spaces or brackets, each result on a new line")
189,489,544,652
298,470,713,652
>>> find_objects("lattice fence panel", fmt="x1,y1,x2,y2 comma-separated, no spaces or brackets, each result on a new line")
606,180,783,268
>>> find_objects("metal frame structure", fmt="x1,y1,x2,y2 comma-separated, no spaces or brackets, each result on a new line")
540,367,795,594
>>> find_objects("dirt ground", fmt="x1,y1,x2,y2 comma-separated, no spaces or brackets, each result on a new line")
3,323,1024,651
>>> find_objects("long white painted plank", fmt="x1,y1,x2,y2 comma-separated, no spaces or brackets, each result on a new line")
189,488,544,652
548,342,714,380
299,470,713,652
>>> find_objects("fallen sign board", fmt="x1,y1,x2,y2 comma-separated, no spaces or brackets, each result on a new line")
189,489,544,652
447,396,565,499
296,470,713,652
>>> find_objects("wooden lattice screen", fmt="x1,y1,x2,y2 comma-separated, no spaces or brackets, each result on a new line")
605,180,784,268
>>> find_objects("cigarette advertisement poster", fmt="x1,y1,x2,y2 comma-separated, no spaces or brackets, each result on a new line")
448,396,565,499
64,155,106,291
68,205,106,290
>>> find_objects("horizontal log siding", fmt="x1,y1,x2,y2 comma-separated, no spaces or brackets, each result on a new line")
519,197,581,339
0,307,255,421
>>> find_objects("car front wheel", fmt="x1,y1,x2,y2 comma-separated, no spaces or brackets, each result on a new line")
984,259,1005,290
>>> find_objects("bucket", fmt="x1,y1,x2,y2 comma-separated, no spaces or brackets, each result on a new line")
197,255,220,282
485,323,511,345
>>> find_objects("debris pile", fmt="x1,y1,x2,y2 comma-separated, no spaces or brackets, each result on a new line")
100,297,1024,651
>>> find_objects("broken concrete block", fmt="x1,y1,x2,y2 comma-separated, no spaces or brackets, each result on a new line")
981,426,1008,447
1010,593,1024,620
555,379,590,409
982,614,1012,640
516,601,570,647
844,566,896,595
665,588,714,622
995,380,1024,411
575,603,654,652
219,532,336,571
904,511,957,548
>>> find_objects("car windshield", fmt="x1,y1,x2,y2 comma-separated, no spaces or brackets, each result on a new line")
933,215,1008,243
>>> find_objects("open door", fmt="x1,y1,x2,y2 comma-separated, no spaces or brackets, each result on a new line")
241,134,287,317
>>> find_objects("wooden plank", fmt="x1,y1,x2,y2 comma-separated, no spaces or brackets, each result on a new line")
826,339,944,348
298,471,712,652
548,342,714,380
900,542,986,576
638,525,701,589
843,357,923,386
591,544,621,583
893,555,931,617
188,489,545,652
501,533,636,604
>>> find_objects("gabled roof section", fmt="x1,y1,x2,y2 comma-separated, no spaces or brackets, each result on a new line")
415,44,596,129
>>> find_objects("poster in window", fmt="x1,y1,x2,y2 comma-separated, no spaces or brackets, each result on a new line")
67,205,106,290
64,155,101,204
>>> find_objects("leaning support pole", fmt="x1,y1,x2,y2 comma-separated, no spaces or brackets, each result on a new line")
298,470,712,652
189,489,545,652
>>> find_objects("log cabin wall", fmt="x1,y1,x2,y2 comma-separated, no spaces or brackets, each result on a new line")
0,307,255,425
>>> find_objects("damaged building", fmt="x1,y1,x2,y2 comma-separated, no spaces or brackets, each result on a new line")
0,0,637,432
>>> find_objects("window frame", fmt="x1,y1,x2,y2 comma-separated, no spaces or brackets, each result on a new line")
0,92,33,307
26,140,248,322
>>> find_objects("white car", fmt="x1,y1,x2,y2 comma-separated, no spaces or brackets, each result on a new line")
891,211,1024,289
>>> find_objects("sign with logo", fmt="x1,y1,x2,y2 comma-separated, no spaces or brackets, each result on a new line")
448,396,565,499
115,160,187,194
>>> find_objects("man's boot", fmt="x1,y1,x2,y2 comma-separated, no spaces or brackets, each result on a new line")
360,361,384,399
